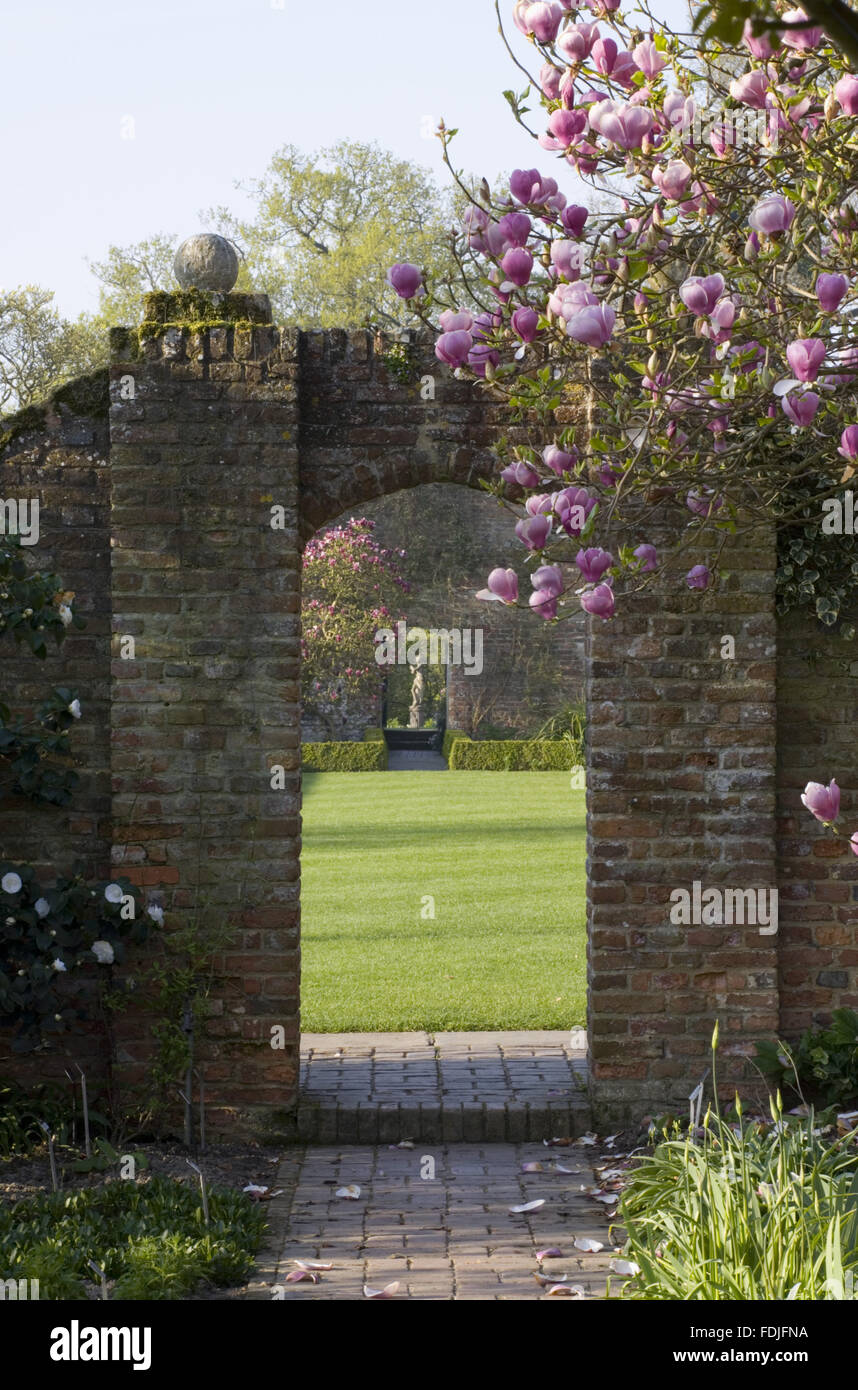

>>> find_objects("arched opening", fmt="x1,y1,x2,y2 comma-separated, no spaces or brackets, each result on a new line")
296,479,590,1141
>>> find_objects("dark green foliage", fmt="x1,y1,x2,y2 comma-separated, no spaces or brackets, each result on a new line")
0,1176,266,1300
0,867,148,1053
756,1011,858,1107
302,740,388,770
448,738,579,770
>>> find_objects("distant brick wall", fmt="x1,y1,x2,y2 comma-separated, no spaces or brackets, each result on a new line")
0,307,854,1133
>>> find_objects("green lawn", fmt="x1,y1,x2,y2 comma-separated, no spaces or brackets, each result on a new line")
300,771,586,1031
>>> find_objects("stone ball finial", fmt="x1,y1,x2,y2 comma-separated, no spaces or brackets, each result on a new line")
173,233,239,292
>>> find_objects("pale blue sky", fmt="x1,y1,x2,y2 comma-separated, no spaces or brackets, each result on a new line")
1,0,690,317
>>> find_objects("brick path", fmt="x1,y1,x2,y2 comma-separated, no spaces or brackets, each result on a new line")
248,1141,616,1301
296,1031,591,1142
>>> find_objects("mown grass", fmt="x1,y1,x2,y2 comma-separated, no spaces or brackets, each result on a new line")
300,771,586,1030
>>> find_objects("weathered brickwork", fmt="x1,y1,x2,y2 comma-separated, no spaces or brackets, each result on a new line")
0,309,854,1132
776,606,858,1034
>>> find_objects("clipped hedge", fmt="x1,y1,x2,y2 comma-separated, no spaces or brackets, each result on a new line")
441,727,467,762
362,727,385,741
302,740,388,771
448,739,579,771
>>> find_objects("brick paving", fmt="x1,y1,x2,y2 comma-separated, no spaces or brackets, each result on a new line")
248,1141,616,1301
296,1030,591,1142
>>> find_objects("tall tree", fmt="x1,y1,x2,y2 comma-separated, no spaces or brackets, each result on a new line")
207,140,460,327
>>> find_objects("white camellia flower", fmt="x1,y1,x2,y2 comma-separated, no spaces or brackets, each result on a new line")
91,940,115,965
1,873,22,895
104,883,124,905
147,905,164,925
34,898,50,918
52,959,67,973
58,604,73,627
68,699,82,719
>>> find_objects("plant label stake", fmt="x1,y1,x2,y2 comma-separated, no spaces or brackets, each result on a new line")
76,1064,92,1158
187,1158,209,1225
689,1070,709,1129
39,1120,59,1192
88,1260,108,1300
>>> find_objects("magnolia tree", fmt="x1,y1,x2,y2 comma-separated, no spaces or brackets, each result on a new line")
388,0,858,632
301,517,409,737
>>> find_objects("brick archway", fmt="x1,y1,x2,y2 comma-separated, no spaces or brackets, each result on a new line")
2,288,841,1135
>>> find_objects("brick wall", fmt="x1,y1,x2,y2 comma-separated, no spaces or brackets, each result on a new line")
0,309,854,1133
777,606,858,1033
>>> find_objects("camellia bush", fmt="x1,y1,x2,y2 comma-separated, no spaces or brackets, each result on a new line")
301,517,410,737
0,534,157,1053
389,0,858,632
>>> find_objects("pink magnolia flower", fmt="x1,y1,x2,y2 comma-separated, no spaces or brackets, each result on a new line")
511,306,540,342
686,489,723,518
782,390,820,426
780,7,823,49
477,568,519,604
801,778,840,823
743,17,778,57
544,107,589,150
679,275,725,315
575,547,614,582
515,514,552,549
565,302,616,346
551,239,582,279
652,159,693,201
500,248,534,287
633,543,658,571
501,460,541,488
522,0,564,43
530,589,559,620
686,565,711,590
557,23,600,64
387,263,422,299
729,68,772,108
540,62,563,99
632,37,666,78
531,564,564,597
510,168,546,204
555,485,597,535
786,338,827,382
838,424,858,460
589,99,654,149
835,74,858,115
580,583,615,619
498,211,532,247
435,330,473,367
817,272,848,311
748,193,795,236
438,309,473,333
561,204,589,236
543,443,578,475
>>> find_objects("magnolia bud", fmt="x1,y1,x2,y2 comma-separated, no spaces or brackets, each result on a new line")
693,315,707,336
616,258,629,283
824,90,839,121
646,352,659,377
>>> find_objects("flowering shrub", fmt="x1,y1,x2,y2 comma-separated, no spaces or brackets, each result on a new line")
0,536,85,803
0,868,157,1053
392,3,858,630
301,517,409,737
0,535,157,1053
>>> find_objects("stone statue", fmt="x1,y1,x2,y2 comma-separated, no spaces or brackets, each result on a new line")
408,658,425,728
